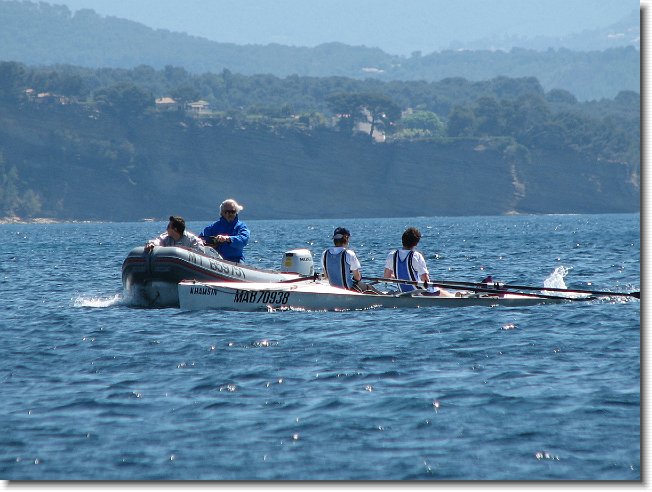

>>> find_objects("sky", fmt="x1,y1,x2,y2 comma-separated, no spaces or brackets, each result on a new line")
54,0,638,55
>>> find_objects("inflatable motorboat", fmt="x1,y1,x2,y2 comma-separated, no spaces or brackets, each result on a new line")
122,246,314,307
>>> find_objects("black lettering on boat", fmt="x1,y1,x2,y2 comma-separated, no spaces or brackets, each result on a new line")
190,286,217,296
233,290,291,304
234,290,251,302
206,259,247,280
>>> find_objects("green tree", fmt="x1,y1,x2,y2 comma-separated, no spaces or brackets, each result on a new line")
171,85,200,104
326,92,358,132
58,74,85,97
546,89,577,104
361,93,401,138
614,90,639,107
0,61,26,101
0,152,41,218
326,92,401,137
401,110,445,136
0,154,20,215
474,96,503,136
95,82,153,116
447,106,476,137
163,65,190,86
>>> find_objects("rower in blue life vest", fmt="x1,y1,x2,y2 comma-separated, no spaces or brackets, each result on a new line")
383,226,454,296
321,227,365,291
199,198,250,263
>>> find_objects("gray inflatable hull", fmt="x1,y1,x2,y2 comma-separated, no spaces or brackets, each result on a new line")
122,246,300,308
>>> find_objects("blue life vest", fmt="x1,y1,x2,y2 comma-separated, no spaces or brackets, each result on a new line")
393,250,418,292
323,249,354,289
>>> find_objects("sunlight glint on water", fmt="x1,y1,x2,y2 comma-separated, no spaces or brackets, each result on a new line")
0,214,640,480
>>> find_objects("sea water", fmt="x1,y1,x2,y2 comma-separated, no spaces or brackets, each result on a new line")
0,214,641,480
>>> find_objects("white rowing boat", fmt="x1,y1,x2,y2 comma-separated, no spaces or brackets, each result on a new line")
178,279,579,312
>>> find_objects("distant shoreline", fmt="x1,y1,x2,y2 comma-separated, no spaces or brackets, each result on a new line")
0,216,163,224
0,216,60,224
0,212,641,226
0,216,115,225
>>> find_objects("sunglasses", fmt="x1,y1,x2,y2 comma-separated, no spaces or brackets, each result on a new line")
223,210,237,214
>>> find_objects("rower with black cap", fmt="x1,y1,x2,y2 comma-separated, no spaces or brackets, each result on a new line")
321,227,365,291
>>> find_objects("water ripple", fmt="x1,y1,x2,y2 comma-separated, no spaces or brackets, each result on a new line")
0,216,640,480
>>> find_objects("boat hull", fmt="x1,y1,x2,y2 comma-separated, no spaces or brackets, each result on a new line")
178,280,573,311
122,246,301,308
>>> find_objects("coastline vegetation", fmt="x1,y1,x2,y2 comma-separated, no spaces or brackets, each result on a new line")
0,60,639,221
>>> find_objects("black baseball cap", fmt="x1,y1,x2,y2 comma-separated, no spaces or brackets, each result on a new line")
333,227,351,239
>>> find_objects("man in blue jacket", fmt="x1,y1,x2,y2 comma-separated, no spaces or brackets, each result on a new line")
200,198,250,263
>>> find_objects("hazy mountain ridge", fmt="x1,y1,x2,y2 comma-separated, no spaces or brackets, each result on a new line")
447,8,639,51
0,1,640,101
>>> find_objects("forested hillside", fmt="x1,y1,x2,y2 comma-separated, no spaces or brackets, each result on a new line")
0,0,640,101
0,63,640,221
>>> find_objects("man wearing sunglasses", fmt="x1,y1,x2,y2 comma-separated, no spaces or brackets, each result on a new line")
199,198,250,263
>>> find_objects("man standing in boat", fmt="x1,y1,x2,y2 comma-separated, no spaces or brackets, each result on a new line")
199,198,250,263
322,227,364,291
145,216,205,253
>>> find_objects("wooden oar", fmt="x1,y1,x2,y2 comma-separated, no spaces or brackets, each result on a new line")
360,276,579,300
362,276,640,299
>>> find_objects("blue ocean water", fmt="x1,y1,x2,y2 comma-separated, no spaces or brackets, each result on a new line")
0,214,640,480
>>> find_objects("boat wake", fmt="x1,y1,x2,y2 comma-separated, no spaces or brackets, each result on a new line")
73,293,124,308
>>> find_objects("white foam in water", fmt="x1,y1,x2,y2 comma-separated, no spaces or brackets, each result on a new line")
543,266,570,290
73,293,123,308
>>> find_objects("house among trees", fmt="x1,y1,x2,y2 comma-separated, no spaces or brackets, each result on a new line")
155,97,180,111
186,100,210,116
23,88,74,105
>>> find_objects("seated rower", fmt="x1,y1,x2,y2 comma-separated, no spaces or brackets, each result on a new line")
383,227,455,297
321,227,371,292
